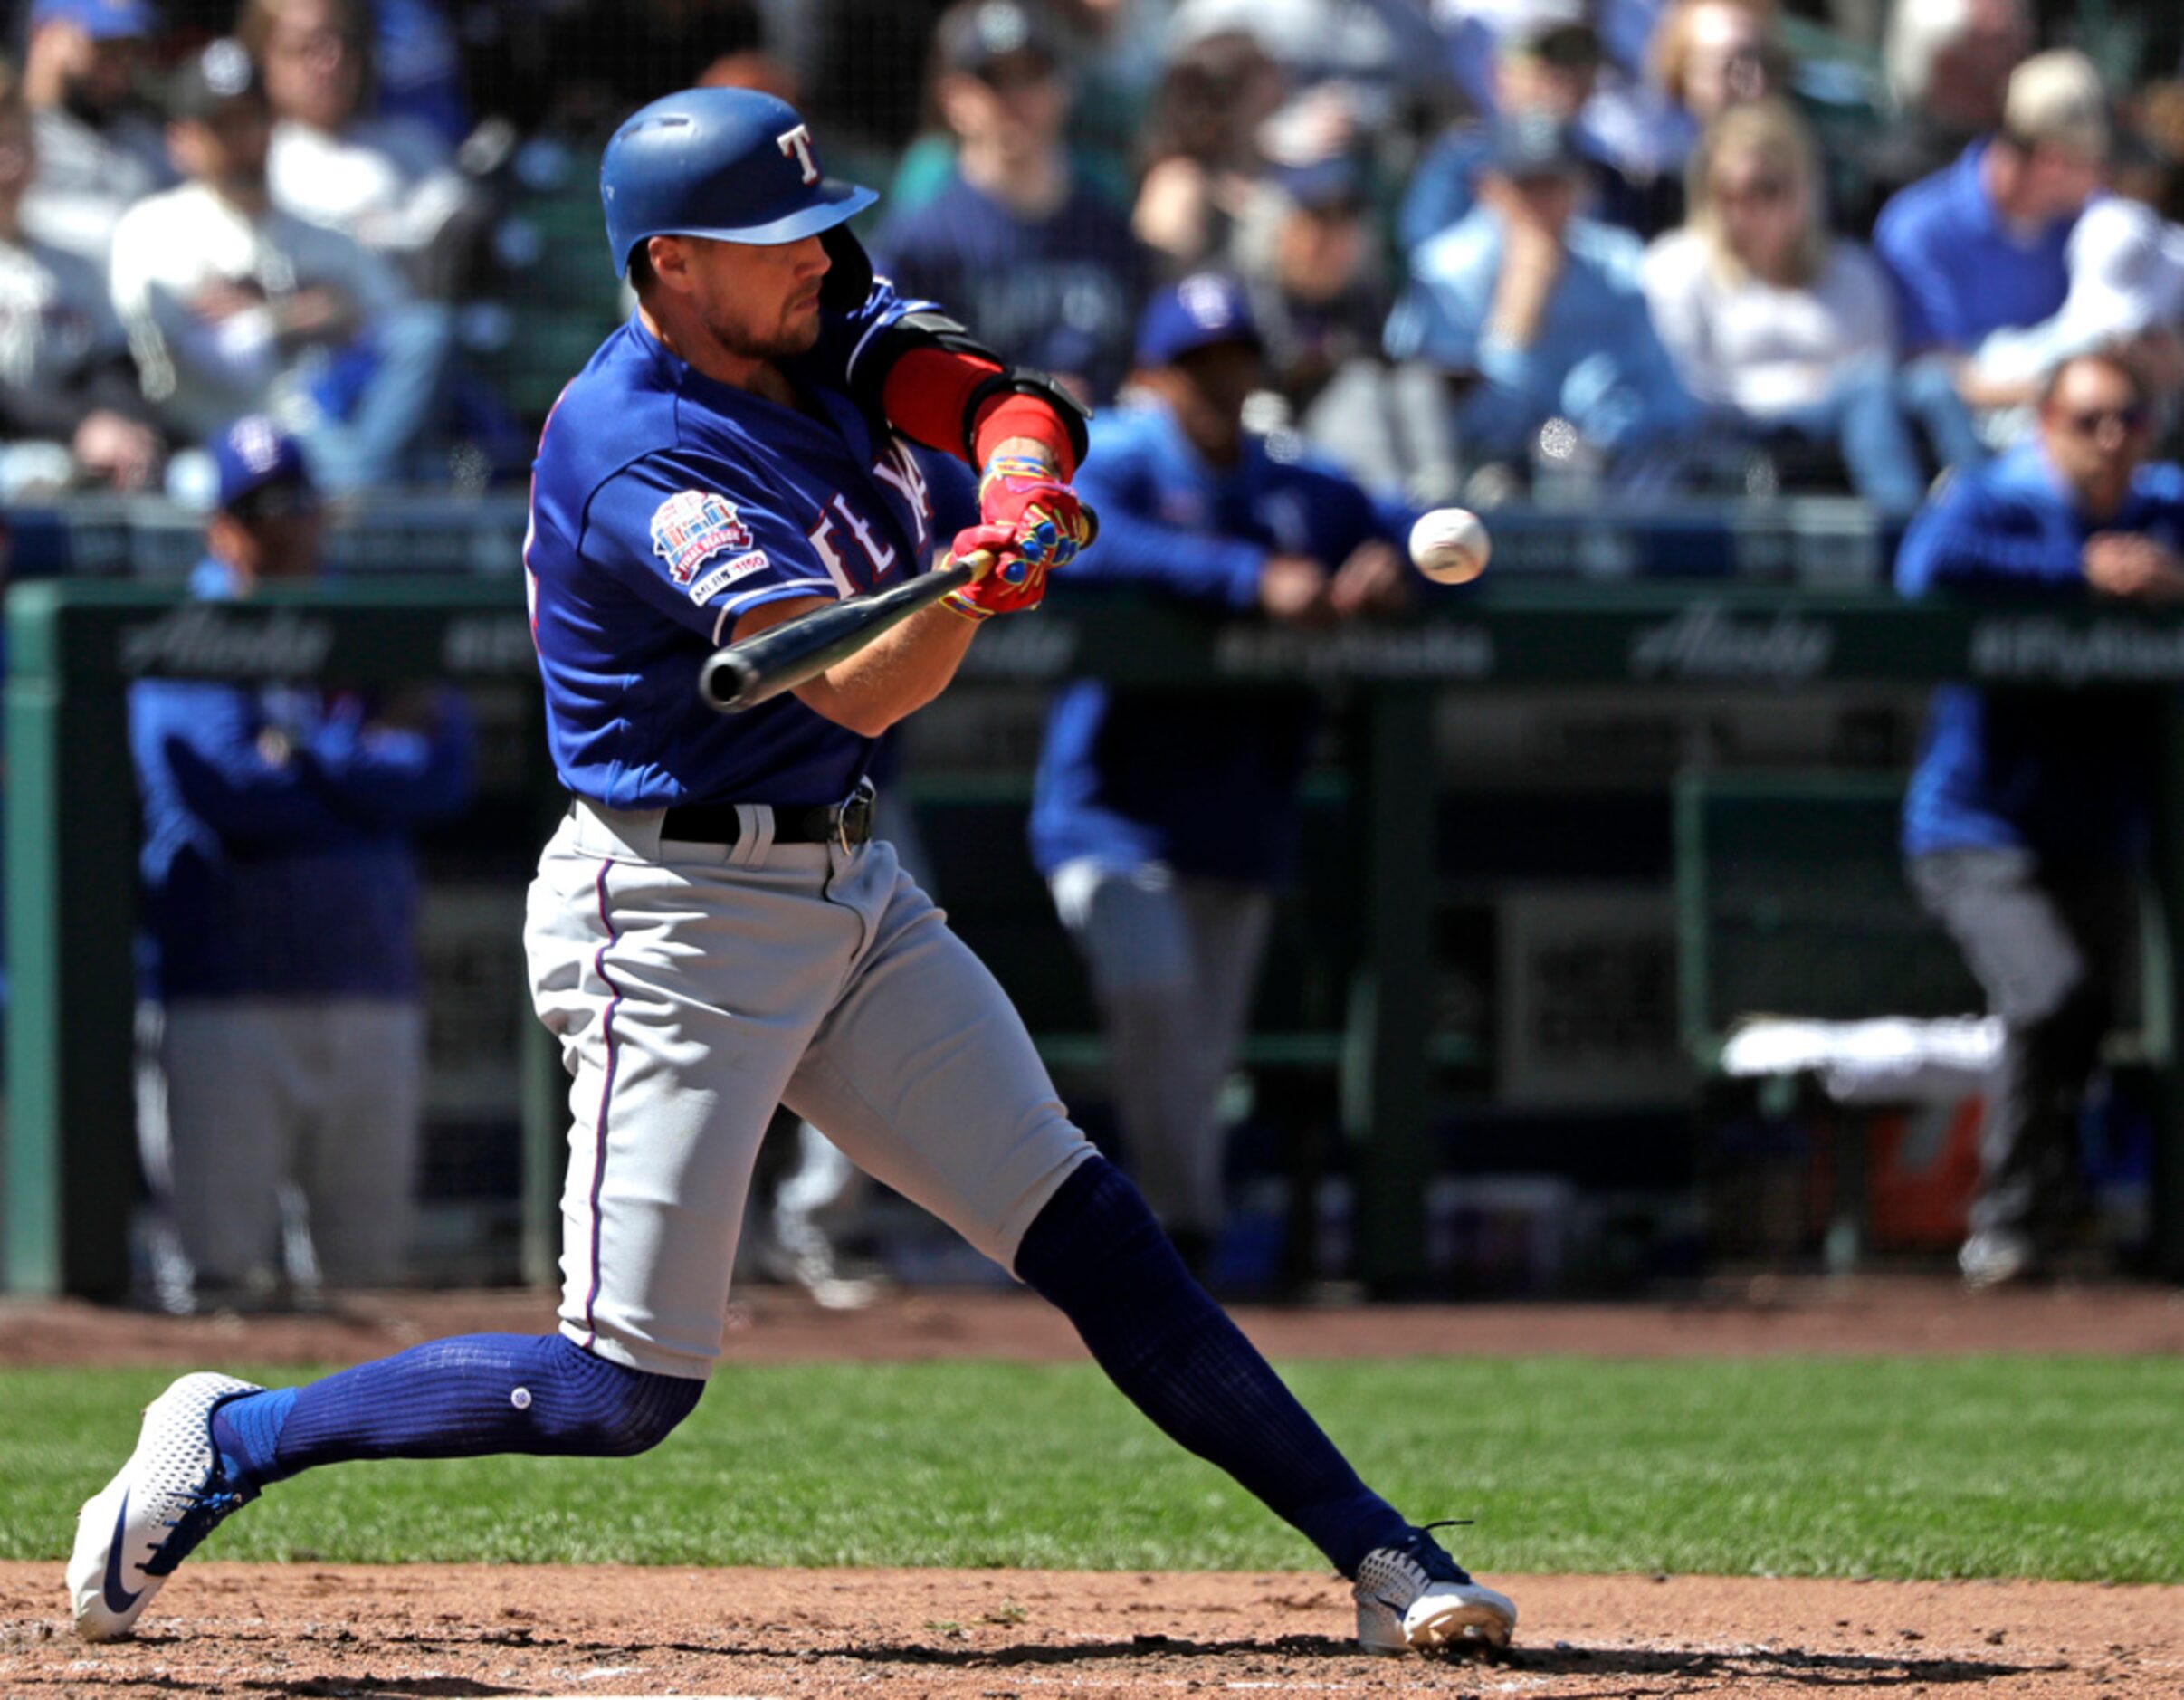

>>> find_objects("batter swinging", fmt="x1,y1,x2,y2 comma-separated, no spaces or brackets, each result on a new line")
67,88,1516,1660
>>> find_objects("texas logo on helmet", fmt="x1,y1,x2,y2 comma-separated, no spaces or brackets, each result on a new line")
652,491,755,584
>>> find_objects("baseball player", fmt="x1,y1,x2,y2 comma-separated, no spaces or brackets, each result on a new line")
1031,273,1411,1273
68,88,1516,1660
131,416,473,1314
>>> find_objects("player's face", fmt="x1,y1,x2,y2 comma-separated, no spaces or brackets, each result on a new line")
679,234,831,363
208,491,325,583
2040,359,2151,504
1145,339,1262,463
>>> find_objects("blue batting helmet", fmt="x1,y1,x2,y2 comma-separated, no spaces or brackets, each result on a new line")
599,88,878,279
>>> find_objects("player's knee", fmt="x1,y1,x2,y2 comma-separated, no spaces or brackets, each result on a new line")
1015,1154,1173,1298
533,1336,703,1456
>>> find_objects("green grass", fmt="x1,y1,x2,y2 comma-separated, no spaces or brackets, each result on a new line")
5,1357,2179,1582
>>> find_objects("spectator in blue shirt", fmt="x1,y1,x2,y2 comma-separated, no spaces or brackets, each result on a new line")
874,0,1148,407
1386,111,1698,494
1897,350,2184,1288
1406,0,1682,251
1028,275,1409,1274
1875,50,2110,473
131,416,473,1313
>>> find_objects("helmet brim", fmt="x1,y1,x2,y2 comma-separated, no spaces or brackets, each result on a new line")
635,178,878,258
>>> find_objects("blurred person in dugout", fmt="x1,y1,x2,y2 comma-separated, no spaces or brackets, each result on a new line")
107,37,455,495
131,416,473,1313
1027,275,1411,1275
1896,350,2184,1291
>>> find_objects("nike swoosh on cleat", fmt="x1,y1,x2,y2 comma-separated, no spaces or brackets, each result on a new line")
101,1492,143,1614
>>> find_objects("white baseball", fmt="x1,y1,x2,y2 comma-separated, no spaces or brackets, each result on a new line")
1407,507,1491,585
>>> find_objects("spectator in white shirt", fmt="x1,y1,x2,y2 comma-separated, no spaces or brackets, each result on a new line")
108,39,454,493
1966,148,2184,406
242,0,485,300
1644,100,1928,511
0,53,162,495
17,0,173,269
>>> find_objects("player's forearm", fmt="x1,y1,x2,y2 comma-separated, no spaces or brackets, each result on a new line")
790,601,978,737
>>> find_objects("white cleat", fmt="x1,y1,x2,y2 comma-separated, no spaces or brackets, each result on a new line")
67,1372,264,1642
1353,1537,1517,1657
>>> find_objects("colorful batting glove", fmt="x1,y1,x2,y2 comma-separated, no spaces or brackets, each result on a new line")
939,521,1045,623
978,454,1093,571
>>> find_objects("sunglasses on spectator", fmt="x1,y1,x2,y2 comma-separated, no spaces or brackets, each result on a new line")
2064,405,2151,437
1712,174,1791,206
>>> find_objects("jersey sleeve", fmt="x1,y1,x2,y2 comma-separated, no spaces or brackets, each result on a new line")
923,446,979,548
581,454,843,644
809,272,946,402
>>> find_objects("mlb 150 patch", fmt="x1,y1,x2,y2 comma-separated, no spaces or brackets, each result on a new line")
689,550,771,604
653,491,755,584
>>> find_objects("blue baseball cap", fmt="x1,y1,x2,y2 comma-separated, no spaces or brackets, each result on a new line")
31,0,156,39
1272,152,1369,212
212,416,315,514
1134,273,1263,368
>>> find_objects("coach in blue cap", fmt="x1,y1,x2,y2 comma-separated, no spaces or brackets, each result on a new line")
1028,273,1412,1275
129,415,473,1314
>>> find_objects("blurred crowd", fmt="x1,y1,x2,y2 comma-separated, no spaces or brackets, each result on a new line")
5,0,2184,517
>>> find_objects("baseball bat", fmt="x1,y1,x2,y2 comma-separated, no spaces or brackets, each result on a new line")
699,554,983,714
700,506,1096,715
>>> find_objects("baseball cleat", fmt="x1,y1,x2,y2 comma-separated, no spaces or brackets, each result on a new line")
68,1372,266,1641
1352,1528,1517,1657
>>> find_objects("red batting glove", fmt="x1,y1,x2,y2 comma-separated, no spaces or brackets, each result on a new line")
939,521,1046,623
978,456,1093,572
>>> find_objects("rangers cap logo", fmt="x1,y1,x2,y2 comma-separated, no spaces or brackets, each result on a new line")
777,124,819,186
652,491,754,584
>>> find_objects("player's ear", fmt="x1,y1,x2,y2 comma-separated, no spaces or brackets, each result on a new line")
644,234,692,297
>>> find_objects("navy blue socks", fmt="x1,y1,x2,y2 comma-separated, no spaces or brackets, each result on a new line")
205,1162,1419,1583
211,1332,701,1487
1013,1155,1413,1578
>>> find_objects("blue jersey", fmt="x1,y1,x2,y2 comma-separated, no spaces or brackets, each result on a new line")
131,558,474,999
1898,445,2184,861
525,290,978,811
874,169,1149,406
1029,397,1393,884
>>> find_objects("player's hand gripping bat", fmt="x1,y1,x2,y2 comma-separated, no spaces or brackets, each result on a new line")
698,505,1095,715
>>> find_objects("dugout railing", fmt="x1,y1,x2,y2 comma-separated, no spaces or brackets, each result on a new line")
12,575,2184,1296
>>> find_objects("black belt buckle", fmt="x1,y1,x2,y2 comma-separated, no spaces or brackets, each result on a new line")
835,780,875,852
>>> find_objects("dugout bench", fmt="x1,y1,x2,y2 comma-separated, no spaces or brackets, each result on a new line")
12,576,2184,1296
1675,770,2169,1268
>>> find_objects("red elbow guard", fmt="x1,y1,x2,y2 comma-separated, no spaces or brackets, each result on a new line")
880,347,1083,479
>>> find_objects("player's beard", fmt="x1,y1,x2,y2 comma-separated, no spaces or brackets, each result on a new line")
697,301,823,366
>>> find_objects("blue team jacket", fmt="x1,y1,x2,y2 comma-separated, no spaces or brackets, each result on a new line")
1898,445,2184,862
1028,398,1393,885
130,559,475,999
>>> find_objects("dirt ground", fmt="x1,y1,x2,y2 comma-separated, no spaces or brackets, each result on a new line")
6,1278,2182,1698
5,1272,2184,1369
5,1564,2180,1700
